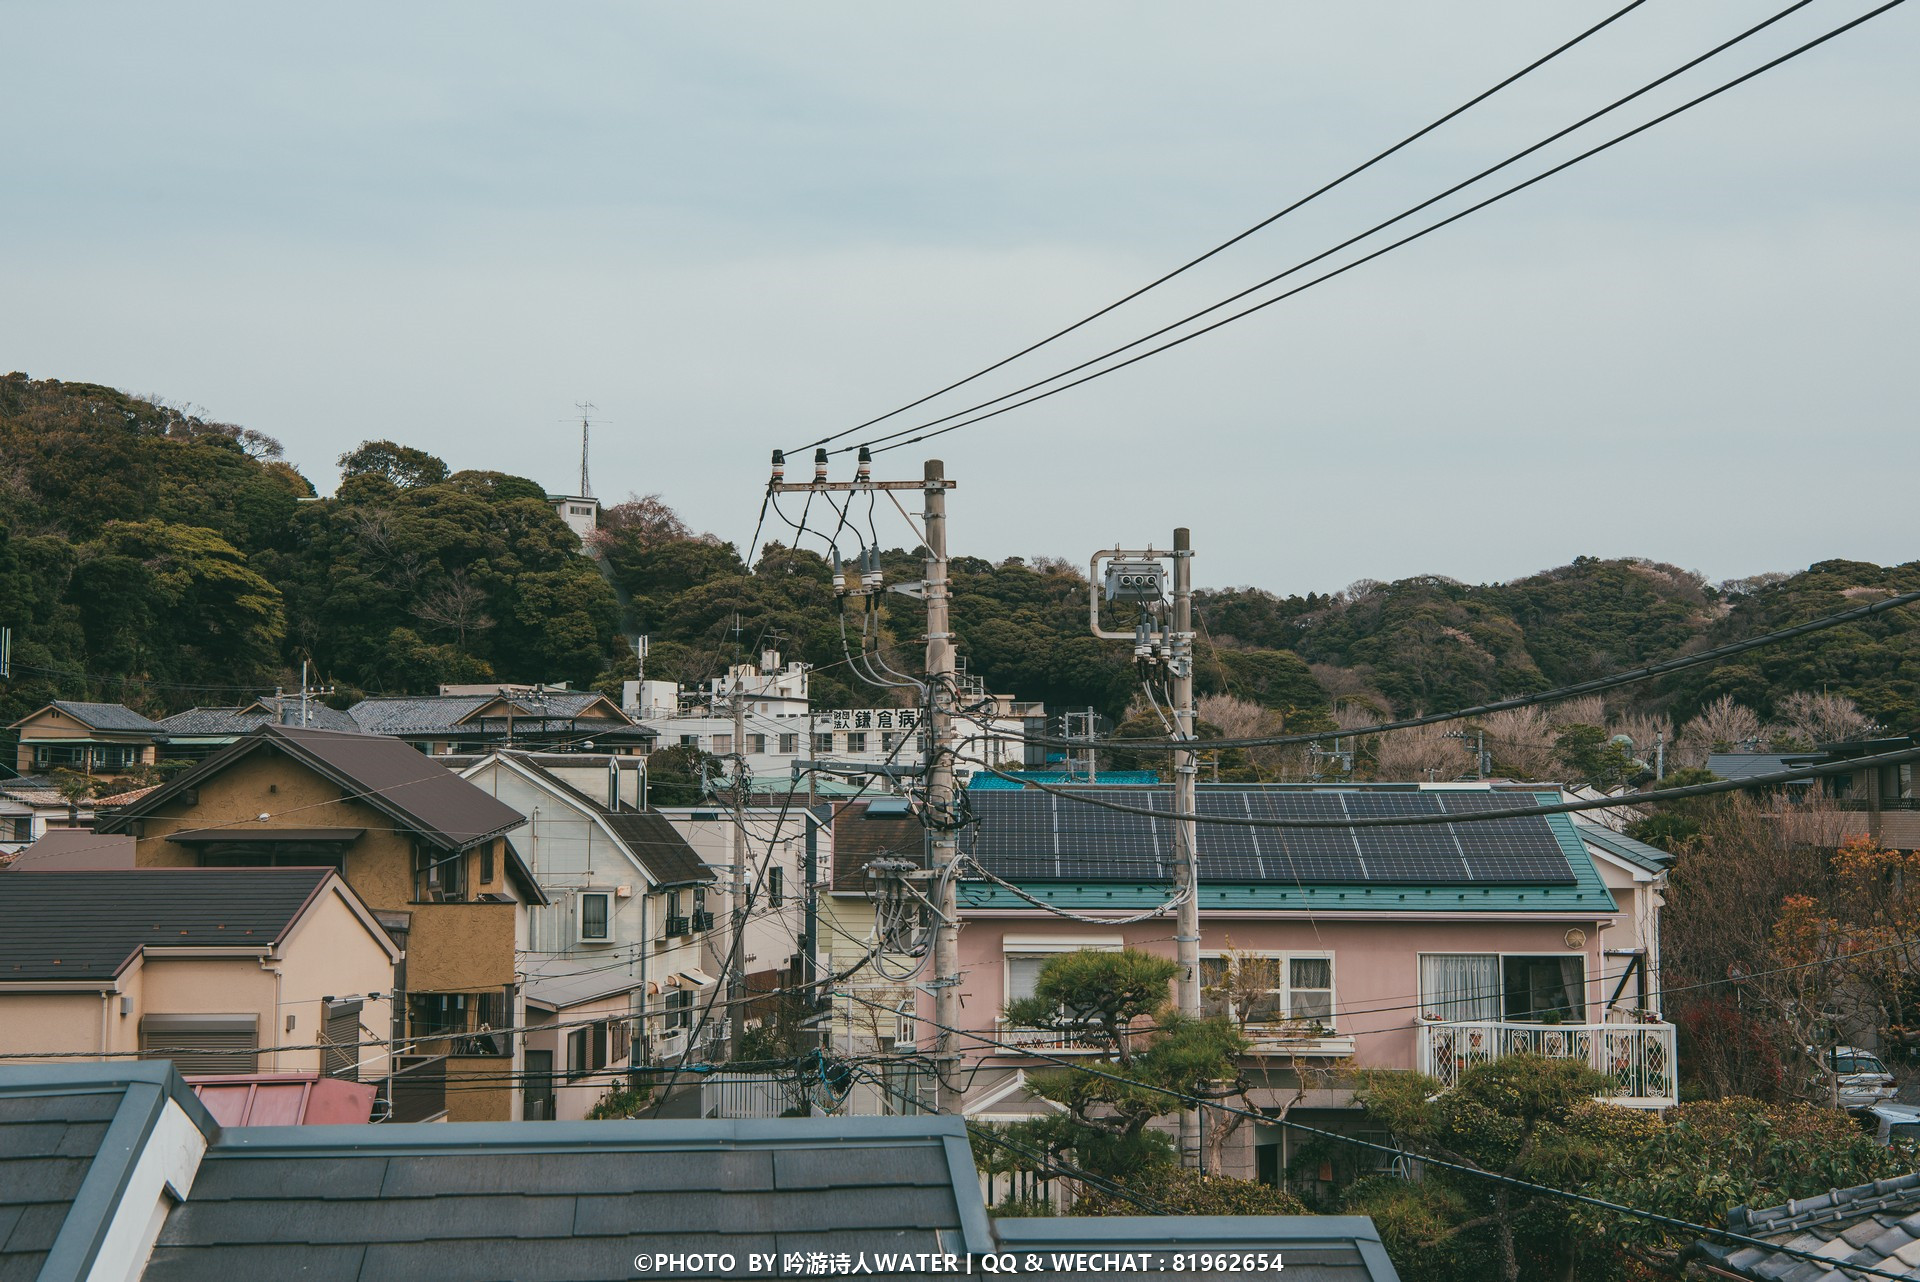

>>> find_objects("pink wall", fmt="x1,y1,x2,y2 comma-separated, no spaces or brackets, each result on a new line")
941,913,1613,1072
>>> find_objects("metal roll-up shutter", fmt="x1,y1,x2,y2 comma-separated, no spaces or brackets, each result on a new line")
324,1000,365,1080
139,1014,259,1074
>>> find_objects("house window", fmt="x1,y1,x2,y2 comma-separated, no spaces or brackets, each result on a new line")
713,734,733,756
1502,956,1585,1022
769,866,784,908
1199,955,1334,1029
680,734,699,748
567,1028,589,1079
666,989,692,1031
139,1015,259,1074
881,732,897,753
847,733,867,754
480,842,495,885
413,845,467,902
778,734,798,755
748,734,766,754
1005,955,1053,1005
664,890,688,938
1420,954,1586,1023
579,891,613,943
592,1021,608,1071
814,733,834,754
2,816,30,843
33,745,90,769
692,887,711,932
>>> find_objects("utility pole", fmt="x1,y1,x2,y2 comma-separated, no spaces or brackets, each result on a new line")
766,448,959,1108
924,458,960,1114
1169,527,1201,1169
1088,531,1200,1165
729,671,749,1054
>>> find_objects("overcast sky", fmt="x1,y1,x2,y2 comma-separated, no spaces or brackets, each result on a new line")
6,2,1915,592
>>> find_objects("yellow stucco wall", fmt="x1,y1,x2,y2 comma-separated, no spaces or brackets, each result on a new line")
0,992,114,1060
444,1055,513,1122
404,902,516,991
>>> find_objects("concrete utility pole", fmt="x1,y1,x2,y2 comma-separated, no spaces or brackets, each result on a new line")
924,459,960,1113
765,448,960,1106
1169,527,1202,1168
729,672,750,1053
1088,530,1200,1164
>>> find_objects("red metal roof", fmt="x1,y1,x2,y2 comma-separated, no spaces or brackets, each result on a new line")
186,1073,377,1125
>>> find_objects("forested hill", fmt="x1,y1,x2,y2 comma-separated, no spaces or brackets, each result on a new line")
3,375,1918,755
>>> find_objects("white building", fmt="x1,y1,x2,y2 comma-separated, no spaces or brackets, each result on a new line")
629,650,1043,791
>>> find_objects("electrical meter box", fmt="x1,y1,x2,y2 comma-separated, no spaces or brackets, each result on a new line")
1104,559,1167,602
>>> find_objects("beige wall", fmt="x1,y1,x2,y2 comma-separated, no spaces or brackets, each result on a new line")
0,991,115,1060
275,885,402,1080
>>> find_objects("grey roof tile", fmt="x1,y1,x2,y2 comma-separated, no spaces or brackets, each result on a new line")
144,1243,368,1282
46,702,162,733
0,867,332,982
186,1155,391,1201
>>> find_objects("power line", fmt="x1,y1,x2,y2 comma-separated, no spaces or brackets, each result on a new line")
858,0,1906,458
1007,583,1920,752
835,990,1919,1282
789,0,1653,456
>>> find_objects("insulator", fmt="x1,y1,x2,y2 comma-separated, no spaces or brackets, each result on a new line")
813,448,829,482
830,550,846,595
856,445,872,482
770,449,785,483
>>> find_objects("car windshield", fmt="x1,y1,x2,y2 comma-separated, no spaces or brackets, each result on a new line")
1833,1052,1889,1075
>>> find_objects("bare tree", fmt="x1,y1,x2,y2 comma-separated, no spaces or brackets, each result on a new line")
1773,691,1873,749
410,574,495,650
1476,706,1559,778
1677,695,1767,767
1372,724,1468,780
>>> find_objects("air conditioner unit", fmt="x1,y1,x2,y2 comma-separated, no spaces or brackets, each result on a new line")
691,910,715,933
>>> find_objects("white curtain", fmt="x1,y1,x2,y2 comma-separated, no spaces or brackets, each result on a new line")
1420,954,1499,1022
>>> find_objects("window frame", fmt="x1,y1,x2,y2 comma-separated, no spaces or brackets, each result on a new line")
1199,950,1337,1032
567,1028,589,1079
768,866,784,909
1418,951,1588,1024
578,890,614,944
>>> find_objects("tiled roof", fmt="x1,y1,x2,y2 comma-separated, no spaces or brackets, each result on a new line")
7,701,162,734
0,867,334,982
102,726,527,853
0,1062,1402,1282
1698,1172,1920,1279
159,703,363,736
1575,822,1675,873
349,692,627,736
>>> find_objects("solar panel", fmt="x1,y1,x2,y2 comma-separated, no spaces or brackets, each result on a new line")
961,786,1576,886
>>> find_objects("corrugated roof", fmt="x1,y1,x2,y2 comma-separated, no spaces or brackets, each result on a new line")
1697,1172,1920,1279
103,726,527,853
0,867,334,982
187,1075,377,1126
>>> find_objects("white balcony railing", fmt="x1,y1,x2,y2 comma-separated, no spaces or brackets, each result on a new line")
1418,1019,1677,1107
991,1021,1110,1056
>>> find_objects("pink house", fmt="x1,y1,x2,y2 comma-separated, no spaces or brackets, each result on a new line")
839,782,1673,1187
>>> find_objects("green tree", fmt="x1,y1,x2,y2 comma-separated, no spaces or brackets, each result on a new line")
1351,1056,1649,1282
337,440,450,489
1551,724,1641,790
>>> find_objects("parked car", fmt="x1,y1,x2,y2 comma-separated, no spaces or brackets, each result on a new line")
1813,1046,1899,1111
1867,1102,1920,1147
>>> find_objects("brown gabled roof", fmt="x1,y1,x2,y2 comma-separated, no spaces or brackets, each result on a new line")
506,757,713,887
832,800,925,892
99,725,525,852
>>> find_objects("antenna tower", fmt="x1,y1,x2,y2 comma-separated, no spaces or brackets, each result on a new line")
574,401,595,498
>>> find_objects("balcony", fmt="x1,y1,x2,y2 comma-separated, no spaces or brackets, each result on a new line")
1418,1019,1677,1108
992,1020,1111,1056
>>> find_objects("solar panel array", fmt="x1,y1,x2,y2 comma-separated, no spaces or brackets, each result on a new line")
961,788,1576,885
